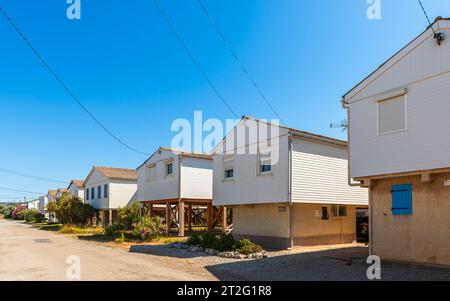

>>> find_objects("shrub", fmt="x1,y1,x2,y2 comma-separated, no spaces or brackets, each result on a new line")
233,239,263,255
59,225,104,234
115,203,141,230
21,209,45,223
132,216,163,241
186,233,202,246
187,232,236,252
0,206,15,219
104,225,118,236
46,193,96,226
12,205,27,220
115,232,126,244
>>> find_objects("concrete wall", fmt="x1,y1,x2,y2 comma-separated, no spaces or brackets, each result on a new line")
292,204,356,246
232,203,359,249
371,173,450,266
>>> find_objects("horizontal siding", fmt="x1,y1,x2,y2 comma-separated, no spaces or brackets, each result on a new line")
292,138,368,205
180,157,212,199
350,59,450,178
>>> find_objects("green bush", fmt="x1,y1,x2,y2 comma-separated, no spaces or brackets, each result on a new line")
46,193,96,226
20,209,45,223
104,225,119,236
132,216,163,241
0,206,15,219
233,239,263,255
187,232,236,252
115,203,141,230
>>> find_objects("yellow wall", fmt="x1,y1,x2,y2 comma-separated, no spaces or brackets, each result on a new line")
292,204,357,245
233,203,290,238
232,203,360,248
371,173,450,266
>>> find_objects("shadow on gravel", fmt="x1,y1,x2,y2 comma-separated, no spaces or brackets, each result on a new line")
130,245,211,259
77,234,117,243
205,247,450,281
33,223,61,232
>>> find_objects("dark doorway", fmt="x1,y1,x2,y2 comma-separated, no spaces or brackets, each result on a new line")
356,208,369,243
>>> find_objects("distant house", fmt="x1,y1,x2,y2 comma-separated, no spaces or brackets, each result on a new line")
67,180,85,200
27,199,40,210
46,190,57,222
55,188,68,199
212,116,368,249
342,18,450,266
137,147,213,236
83,166,138,227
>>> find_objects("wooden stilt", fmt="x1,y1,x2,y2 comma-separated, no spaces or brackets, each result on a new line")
165,202,170,234
187,203,192,232
207,203,213,231
222,206,227,232
179,200,185,237
108,209,113,227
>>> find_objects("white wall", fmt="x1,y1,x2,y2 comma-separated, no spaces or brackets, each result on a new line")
213,124,290,206
291,137,368,205
180,157,212,199
137,149,179,201
347,23,450,178
84,169,109,209
68,183,84,200
109,180,137,209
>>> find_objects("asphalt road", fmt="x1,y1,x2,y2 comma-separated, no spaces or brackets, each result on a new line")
0,219,216,281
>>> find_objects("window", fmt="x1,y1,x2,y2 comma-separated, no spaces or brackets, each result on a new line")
258,149,272,174
331,205,348,217
91,187,95,199
321,207,329,220
377,94,406,135
165,163,173,177
148,165,156,182
98,186,101,199
86,188,89,200
223,157,234,180
104,184,108,198
392,184,413,215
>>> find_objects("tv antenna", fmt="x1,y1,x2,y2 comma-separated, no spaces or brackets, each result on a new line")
330,119,348,132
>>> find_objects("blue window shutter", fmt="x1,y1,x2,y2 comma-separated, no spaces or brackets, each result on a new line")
391,184,413,215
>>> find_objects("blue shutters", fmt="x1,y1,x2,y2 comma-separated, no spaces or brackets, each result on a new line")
391,184,413,215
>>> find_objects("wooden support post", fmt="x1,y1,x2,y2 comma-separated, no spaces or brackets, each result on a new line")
207,203,213,231
165,202,170,234
179,200,185,237
108,209,113,227
187,204,192,232
222,207,227,232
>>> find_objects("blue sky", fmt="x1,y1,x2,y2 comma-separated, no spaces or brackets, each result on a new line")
1,0,449,202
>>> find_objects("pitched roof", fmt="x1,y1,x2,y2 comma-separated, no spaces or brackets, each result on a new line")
68,180,84,189
56,188,68,194
137,147,212,170
84,166,138,184
47,190,57,197
342,17,450,104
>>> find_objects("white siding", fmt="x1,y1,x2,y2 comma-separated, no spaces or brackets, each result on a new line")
291,138,368,206
213,125,290,206
348,23,450,178
84,169,109,209
68,183,84,200
137,149,180,201
180,157,212,199
109,180,137,209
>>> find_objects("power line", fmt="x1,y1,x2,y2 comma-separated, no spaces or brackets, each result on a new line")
196,0,286,126
0,167,68,184
152,0,240,119
0,186,45,195
0,6,150,156
418,0,435,33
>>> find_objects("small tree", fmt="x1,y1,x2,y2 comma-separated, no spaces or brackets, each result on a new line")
46,192,96,226
115,202,141,230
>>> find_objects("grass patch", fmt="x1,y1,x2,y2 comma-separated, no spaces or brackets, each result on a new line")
58,225,104,235
161,236,187,244
37,223,62,232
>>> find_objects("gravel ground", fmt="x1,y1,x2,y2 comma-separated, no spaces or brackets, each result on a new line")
131,244,450,281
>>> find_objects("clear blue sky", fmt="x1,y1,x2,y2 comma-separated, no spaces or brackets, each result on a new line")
1,0,449,201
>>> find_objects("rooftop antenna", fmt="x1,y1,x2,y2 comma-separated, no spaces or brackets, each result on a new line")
330,119,348,132
418,0,444,45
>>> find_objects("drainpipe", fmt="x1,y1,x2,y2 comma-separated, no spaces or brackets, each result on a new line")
288,132,294,249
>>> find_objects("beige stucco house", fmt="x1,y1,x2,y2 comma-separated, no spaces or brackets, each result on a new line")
83,166,137,227
342,18,450,266
212,116,368,249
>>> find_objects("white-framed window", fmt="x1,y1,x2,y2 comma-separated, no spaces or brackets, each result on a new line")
258,146,272,175
91,187,95,199
86,188,90,200
165,162,173,177
223,156,234,180
331,205,347,217
377,94,407,135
